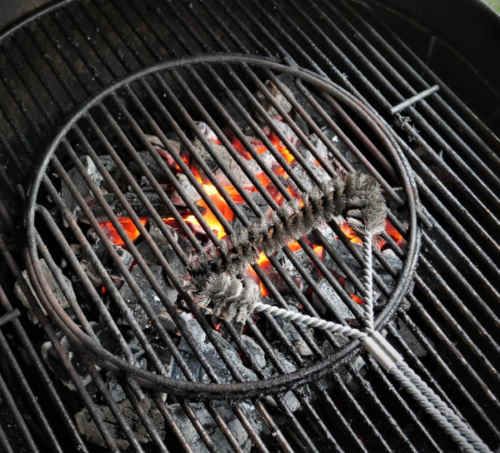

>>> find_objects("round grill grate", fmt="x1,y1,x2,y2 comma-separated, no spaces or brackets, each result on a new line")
26,55,420,399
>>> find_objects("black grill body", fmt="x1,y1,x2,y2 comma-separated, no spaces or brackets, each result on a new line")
0,1,498,452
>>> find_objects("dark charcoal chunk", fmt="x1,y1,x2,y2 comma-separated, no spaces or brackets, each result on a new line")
170,313,257,384
119,264,177,333
168,401,259,453
75,399,165,450
61,155,104,217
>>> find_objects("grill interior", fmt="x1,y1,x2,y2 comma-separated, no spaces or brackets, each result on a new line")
28,56,417,397
0,0,498,452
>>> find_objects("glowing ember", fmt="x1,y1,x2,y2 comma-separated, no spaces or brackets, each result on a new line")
339,220,405,251
99,217,147,246
340,222,363,245
385,219,405,246
247,266,270,298
350,294,363,305
312,244,325,259
98,121,395,305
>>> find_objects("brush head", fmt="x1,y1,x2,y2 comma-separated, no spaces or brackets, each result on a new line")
198,273,260,324
342,172,387,235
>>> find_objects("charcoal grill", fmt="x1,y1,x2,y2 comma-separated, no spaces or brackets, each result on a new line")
0,0,498,452
25,55,420,398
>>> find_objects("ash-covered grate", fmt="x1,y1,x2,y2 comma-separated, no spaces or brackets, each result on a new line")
26,55,418,399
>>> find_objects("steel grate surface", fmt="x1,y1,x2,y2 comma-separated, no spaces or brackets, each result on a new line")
0,0,498,452
26,55,418,399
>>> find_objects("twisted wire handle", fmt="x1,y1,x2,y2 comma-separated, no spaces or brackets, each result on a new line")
252,302,367,340
361,231,375,331
390,361,489,452
358,233,490,452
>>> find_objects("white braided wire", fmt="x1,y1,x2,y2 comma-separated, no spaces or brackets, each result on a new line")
252,302,367,340
361,232,375,331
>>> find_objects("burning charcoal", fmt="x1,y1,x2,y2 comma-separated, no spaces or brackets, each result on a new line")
263,117,300,149
312,219,337,245
119,264,177,333
75,399,166,450
195,121,221,144
130,134,182,179
256,80,293,118
80,258,104,287
235,189,271,226
147,220,176,245
100,340,170,403
112,244,135,269
301,147,332,184
135,227,187,287
125,191,171,217
106,378,127,404
131,152,168,180
170,173,202,207
170,313,258,384
312,278,355,323
290,147,332,195
193,138,252,187
240,335,267,369
168,401,259,453
97,154,117,174
237,329,302,412
308,132,334,164
374,248,403,296
261,351,301,412
86,191,171,219
82,241,135,292
61,155,104,217
333,137,366,172
278,248,316,293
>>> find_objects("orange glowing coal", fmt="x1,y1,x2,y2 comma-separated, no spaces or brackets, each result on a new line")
339,220,405,251
231,133,296,165
385,219,405,246
98,125,404,302
245,240,325,297
350,293,363,305
340,222,363,245
99,217,148,246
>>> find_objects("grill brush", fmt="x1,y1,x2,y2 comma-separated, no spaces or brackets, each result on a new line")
203,172,489,453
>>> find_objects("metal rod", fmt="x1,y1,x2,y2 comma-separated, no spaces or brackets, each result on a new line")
390,85,440,114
